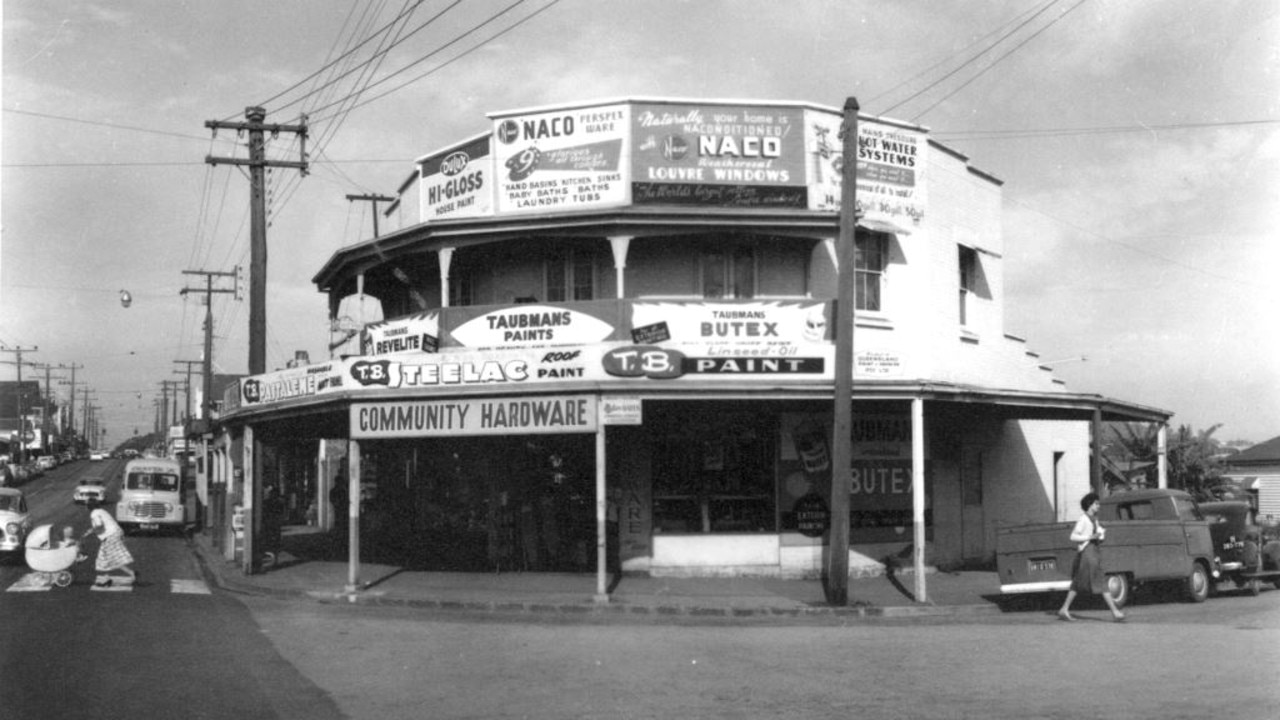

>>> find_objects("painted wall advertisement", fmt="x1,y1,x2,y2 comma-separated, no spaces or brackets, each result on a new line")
363,311,439,355
629,300,830,352
805,109,926,231
419,134,492,222
239,363,345,407
490,104,629,214
448,304,617,350
631,102,807,208
849,414,929,541
777,414,929,543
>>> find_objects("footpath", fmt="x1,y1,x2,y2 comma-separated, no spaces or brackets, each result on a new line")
190,526,1007,622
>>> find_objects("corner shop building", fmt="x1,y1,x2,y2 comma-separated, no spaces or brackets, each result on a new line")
205,98,1170,598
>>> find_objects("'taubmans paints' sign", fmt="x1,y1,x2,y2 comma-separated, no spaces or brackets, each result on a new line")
351,395,598,438
449,305,615,349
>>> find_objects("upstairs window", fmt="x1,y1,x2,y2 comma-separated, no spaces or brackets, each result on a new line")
855,230,887,312
448,271,472,307
701,246,756,299
546,249,596,302
958,245,977,325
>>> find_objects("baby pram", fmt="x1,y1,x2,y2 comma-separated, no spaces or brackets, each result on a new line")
25,524,80,588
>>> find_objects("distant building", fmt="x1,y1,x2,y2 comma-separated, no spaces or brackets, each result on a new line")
1221,435,1280,521
209,98,1170,589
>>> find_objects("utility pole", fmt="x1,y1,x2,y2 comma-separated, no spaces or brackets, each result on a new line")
34,364,66,452
205,108,308,375
159,380,182,430
58,362,83,446
181,268,238,420
346,193,396,239
81,387,93,446
1,344,38,462
173,360,201,423
826,97,860,606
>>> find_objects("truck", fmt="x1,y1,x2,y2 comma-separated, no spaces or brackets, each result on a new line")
996,488,1216,608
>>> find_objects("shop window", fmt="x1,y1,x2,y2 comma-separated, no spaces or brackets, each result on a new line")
651,418,775,533
701,246,756,299
855,230,886,311
546,249,596,302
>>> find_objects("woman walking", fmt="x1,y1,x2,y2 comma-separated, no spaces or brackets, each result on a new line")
86,507,137,587
1058,492,1125,622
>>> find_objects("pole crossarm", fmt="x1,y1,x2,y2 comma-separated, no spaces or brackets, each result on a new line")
180,269,235,418
202,107,307,375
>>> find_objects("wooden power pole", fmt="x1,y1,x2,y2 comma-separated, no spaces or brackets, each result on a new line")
205,107,308,375
346,193,396,239
826,97,860,606
182,269,239,421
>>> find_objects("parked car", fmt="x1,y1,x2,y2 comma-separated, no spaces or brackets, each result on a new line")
89,450,108,461
36,455,58,471
997,489,1216,607
74,478,108,506
0,487,32,557
1200,500,1280,594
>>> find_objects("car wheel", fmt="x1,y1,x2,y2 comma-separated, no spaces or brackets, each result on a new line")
1105,573,1130,609
1185,562,1210,603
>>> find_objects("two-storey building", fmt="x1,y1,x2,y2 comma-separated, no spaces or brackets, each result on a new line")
208,98,1170,596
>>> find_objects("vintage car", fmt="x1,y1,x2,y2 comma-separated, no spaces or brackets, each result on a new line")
1200,500,1280,594
0,487,33,557
74,478,108,505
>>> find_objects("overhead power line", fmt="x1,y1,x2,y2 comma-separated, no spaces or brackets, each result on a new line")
907,0,1092,122
2,107,212,141
933,119,1280,141
879,0,1066,117
311,0,563,123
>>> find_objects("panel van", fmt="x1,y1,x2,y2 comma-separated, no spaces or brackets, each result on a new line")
116,457,186,533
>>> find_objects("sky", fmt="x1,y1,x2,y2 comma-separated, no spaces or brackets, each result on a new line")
2,0,1277,450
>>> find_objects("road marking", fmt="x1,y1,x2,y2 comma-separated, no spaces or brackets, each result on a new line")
171,578,211,594
6,574,54,592
91,582,133,592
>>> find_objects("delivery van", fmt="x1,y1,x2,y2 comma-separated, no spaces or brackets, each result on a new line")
116,457,186,533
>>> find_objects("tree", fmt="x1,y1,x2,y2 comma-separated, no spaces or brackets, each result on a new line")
1105,422,1226,499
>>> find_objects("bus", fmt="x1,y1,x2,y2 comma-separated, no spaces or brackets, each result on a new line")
116,457,187,533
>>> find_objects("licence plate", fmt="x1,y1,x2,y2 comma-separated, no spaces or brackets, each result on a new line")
1029,557,1057,572
140,523,160,531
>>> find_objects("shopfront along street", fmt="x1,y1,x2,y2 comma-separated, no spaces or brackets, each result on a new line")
3,455,1277,720
4,3,1278,719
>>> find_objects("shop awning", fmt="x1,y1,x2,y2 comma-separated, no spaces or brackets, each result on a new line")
858,216,913,236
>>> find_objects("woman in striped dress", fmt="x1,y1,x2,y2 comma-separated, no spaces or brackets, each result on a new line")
87,507,136,587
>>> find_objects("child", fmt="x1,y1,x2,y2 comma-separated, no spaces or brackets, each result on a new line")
58,526,88,563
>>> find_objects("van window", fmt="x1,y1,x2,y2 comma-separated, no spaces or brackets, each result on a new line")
127,472,179,492
1175,497,1203,521
1115,501,1153,520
